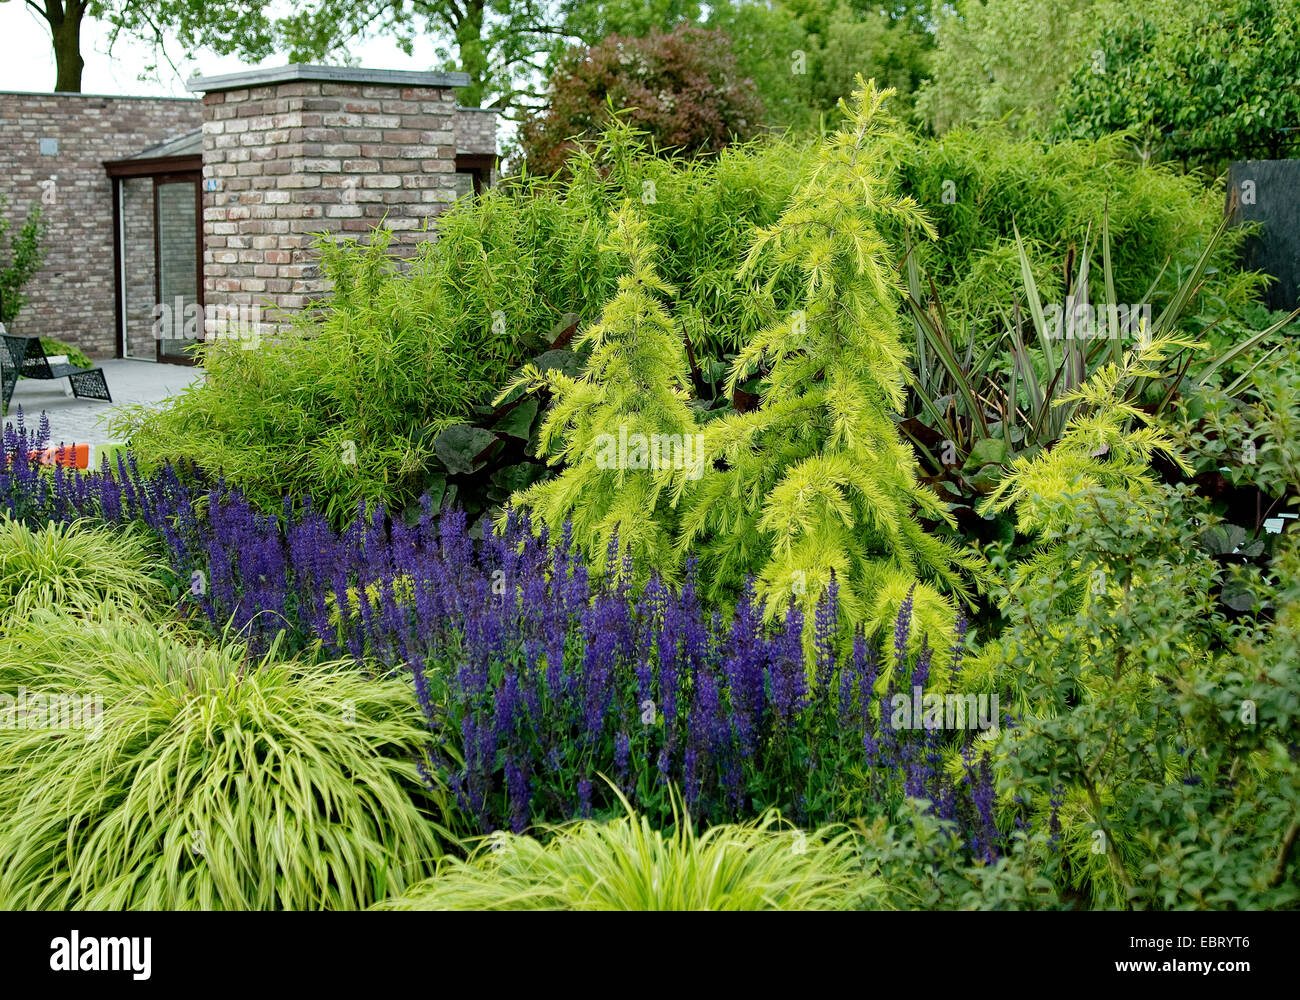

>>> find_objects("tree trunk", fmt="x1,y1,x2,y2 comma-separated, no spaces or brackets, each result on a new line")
49,2,85,92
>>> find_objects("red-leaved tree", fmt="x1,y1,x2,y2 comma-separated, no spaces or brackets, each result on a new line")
520,23,765,176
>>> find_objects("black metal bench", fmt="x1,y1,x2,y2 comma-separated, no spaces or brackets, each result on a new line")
1,333,112,416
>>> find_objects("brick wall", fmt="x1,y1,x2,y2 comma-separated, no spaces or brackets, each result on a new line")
195,67,473,325
0,71,496,359
455,107,499,157
0,92,202,358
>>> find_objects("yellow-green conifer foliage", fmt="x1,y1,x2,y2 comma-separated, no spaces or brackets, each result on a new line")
502,82,984,649
976,329,1196,619
680,80,984,637
497,207,702,580
979,332,1195,534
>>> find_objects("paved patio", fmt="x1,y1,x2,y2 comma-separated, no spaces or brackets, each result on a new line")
3,359,201,447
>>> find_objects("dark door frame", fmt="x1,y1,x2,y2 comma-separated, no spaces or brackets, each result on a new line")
104,153,203,365
151,171,204,365
454,152,497,195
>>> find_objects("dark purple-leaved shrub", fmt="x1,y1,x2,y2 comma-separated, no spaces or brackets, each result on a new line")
521,23,765,176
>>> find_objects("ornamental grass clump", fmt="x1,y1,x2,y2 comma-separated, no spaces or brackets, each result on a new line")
376,786,867,911
0,515,164,626
0,611,446,910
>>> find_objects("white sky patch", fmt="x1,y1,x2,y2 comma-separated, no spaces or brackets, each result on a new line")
0,3,512,147
0,2,448,96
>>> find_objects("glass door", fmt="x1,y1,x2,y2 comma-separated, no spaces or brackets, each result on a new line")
154,175,202,364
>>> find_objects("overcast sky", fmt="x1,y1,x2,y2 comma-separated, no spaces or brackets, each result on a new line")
0,3,445,96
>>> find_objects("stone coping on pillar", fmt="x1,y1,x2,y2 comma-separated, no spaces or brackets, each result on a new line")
188,64,471,93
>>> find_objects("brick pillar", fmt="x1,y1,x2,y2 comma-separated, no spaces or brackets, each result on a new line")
189,65,471,330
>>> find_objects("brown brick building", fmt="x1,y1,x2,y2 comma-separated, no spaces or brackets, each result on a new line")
0,92,203,359
0,66,498,363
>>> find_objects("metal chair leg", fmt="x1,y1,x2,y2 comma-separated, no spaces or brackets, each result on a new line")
68,369,112,403
1,367,15,416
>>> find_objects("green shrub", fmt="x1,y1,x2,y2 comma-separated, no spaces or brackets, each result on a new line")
0,516,164,625
855,801,1064,910
1054,0,1300,169
38,338,93,369
117,125,810,527
1170,331,1300,529
376,787,864,911
895,126,1264,327
914,0,1103,135
965,367,1300,908
0,196,45,326
0,612,447,909
936,315,1300,908
974,485,1299,909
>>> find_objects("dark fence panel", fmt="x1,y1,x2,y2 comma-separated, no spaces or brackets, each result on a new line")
1226,160,1300,311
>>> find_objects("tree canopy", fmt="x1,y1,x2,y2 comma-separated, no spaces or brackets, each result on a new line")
1054,0,1300,166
